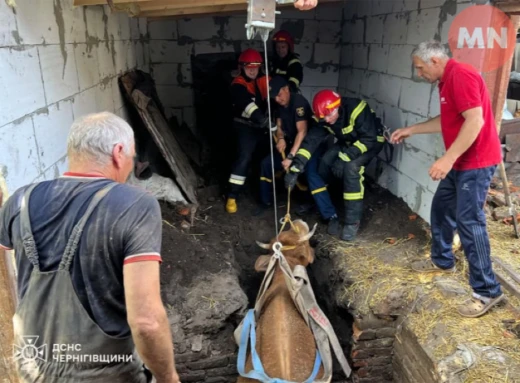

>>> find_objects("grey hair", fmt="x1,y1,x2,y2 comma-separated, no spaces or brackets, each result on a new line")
67,112,134,164
411,40,449,63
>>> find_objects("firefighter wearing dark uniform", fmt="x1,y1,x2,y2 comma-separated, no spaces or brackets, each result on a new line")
226,48,271,214
271,30,304,93
284,90,385,241
257,76,313,211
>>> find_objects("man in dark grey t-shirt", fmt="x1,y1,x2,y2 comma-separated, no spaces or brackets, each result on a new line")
0,112,180,383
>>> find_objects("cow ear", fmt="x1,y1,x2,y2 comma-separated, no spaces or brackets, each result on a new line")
254,255,271,272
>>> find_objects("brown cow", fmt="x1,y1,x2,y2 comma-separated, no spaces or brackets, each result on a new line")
237,219,324,382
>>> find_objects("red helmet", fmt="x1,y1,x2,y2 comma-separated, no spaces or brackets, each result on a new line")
272,30,294,52
238,48,263,68
313,90,341,119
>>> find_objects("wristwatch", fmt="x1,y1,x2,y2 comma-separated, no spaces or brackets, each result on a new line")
286,153,295,160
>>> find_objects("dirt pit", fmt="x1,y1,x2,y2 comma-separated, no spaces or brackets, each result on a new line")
157,178,426,382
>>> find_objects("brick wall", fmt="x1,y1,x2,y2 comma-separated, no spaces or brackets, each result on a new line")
148,2,344,136
0,0,148,196
339,0,472,223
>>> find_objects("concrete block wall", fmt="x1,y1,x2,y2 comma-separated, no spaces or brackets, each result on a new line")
339,0,472,223
0,0,149,196
148,2,343,134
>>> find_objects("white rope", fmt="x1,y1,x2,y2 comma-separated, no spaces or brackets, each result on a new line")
262,38,279,239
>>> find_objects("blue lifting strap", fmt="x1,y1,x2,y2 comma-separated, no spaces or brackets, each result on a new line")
237,309,322,383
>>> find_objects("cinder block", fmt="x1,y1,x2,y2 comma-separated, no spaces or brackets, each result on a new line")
440,2,472,43
343,1,358,21
97,42,115,81
75,44,100,92
148,19,178,40
314,43,340,64
394,144,437,190
119,13,131,40
183,106,196,128
106,7,121,40
0,47,46,127
130,18,140,40
72,87,97,119
421,0,447,8
84,6,106,42
371,0,394,15
345,68,364,94
361,71,380,99
139,18,148,38
366,15,385,44
383,13,409,45
0,116,41,193
399,79,431,116
156,85,194,108
341,45,353,68
315,3,343,21
278,8,316,20
352,44,369,70
392,0,419,13
348,19,365,44
179,17,220,40
0,1,17,47
143,43,151,69
126,40,137,70
404,132,443,159
194,41,234,55
299,20,319,43
387,45,414,78
368,44,389,74
297,42,313,66
299,87,313,104
356,0,372,18
16,0,60,44
165,108,183,125
302,66,339,87
407,8,441,46
429,87,440,117
240,40,265,53
135,41,145,70
152,63,192,85
318,21,341,44
383,104,406,130
33,101,74,170
112,76,125,111
97,82,115,113
376,74,402,106
113,39,128,74
223,16,248,41
60,0,87,44
339,68,349,90
150,41,193,64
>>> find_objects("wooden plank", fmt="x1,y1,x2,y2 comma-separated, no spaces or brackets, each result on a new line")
139,0,249,11
0,189,18,383
74,0,153,5
120,72,199,205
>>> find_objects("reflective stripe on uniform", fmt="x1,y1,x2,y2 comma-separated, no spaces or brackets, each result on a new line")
353,141,367,154
288,58,300,66
338,152,351,162
324,126,334,134
343,166,365,200
377,136,385,142
229,174,246,185
289,77,300,87
341,100,367,135
297,148,311,160
260,177,272,183
290,166,301,173
242,102,258,118
276,69,287,75
311,186,327,195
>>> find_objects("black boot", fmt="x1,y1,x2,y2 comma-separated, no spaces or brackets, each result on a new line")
342,200,363,241
327,215,340,236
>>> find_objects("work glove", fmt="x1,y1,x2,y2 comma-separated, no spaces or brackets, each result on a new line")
332,157,345,179
284,172,299,190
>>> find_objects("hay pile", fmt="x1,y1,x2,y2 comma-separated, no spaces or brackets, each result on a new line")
331,219,520,382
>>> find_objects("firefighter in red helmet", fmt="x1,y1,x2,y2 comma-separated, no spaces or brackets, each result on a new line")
284,90,385,241
226,48,272,214
271,30,303,93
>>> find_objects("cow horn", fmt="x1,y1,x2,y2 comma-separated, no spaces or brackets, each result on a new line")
298,223,318,242
256,241,271,250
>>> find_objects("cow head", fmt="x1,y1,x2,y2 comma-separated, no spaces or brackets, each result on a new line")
254,219,317,272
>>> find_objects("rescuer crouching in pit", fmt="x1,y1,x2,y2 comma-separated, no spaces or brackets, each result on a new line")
255,76,313,215
271,30,304,93
226,48,272,214
284,90,385,241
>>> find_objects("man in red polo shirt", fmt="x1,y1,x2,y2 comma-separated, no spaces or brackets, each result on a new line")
390,40,504,318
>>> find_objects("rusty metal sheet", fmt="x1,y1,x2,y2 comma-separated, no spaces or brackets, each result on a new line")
506,133,520,162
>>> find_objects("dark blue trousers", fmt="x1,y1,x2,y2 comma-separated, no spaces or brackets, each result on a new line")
430,166,502,298
259,150,283,205
306,144,336,220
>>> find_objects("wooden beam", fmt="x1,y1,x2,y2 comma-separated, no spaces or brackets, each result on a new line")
497,4,520,13
139,0,248,12
74,0,154,5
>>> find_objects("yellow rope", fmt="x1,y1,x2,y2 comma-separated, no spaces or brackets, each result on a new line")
278,187,299,236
